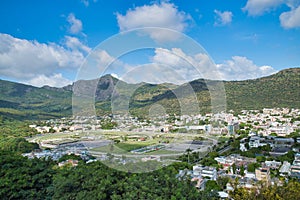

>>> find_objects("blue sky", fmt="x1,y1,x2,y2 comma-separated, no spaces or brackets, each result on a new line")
0,0,300,86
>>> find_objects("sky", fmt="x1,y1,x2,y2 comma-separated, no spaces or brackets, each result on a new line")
0,0,300,87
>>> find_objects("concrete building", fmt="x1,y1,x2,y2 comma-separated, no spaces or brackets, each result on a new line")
264,160,282,169
255,167,271,185
290,153,300,179
249,136,267,148
193,165,217,181
279,161,291,176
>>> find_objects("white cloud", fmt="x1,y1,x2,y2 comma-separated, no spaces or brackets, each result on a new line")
77,49,129,81
242,0,284,16
214,10,233,26
148,48,219,84
149,49,277,83
280,5,300,28
216,56,277,80
64,36,91,53
0,33,86,87
116,2,191,42
243,0,300,28
27,73,72,87
67,13,83,34
93,49,115,70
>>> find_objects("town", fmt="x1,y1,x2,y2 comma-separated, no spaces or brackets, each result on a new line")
23,107,300,198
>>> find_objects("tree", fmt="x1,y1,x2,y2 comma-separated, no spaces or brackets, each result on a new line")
240,165,245,176
205,180,221,192
217,176,229,190
58,154,82,162
231,139,240,150
256,155,266,163
247,162,260,173
232,163,237,174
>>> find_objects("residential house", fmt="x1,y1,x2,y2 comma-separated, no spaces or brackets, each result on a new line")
193,165,217,181
249,136,267,148
279,161,291,176
255,167,271,186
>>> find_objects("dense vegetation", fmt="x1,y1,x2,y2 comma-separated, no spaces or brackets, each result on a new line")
0,68,299,120
0,117,39,153
225,68,300,111
0,80,71,120
1,150,216,200
1,149,300,199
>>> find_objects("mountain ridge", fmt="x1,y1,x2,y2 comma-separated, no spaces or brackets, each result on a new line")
0,67,299,120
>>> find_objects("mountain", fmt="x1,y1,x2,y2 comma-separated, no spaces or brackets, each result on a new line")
0,68,299,120
224,68,300,111
0,79,72,120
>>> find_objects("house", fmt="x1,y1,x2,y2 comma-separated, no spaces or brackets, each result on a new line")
214,156,233,169
264,160,282,169
240,143,247,152
249,136,267,148
177,169,193,179
218,191,229,199
290,165,300,179
193,165,217,181
270,147,291,157
255,167,271,186
273,137,294,148
290,153,300,179
279,161,291,176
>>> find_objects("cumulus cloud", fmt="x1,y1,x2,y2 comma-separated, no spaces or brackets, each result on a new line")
216,56,277,80
27,73,72,87
0,33,86,87
67,13,83,34
77,47,277,85
116,2,191,42
149,49,277,83
64,36,91,53
77,48,131,81
280,5,300,28
243,0,300,28
242,0,284,16
146,48,219,84
214,10,233,26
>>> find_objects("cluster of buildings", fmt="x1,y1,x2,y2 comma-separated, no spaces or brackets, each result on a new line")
30,108,300,138
22,142,91,161
241,135,297,155
178,152,300,198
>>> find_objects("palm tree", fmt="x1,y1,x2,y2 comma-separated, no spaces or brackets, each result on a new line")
186,148,192,164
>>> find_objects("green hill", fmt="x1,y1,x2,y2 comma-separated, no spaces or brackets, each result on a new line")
0,68,299,120
225,68,300,110
0,80,72,120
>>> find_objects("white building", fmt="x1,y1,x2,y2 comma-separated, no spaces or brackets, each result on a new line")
249,136,267,148
193,165,217,181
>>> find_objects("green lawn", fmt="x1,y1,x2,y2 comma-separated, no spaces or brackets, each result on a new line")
91,145,127,154
115,143,149,152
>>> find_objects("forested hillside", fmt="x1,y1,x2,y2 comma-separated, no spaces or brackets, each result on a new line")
0,68,299,120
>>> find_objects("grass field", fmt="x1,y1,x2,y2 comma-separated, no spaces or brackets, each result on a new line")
92,142,152,154
115,143,150,151
91,145,127,154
